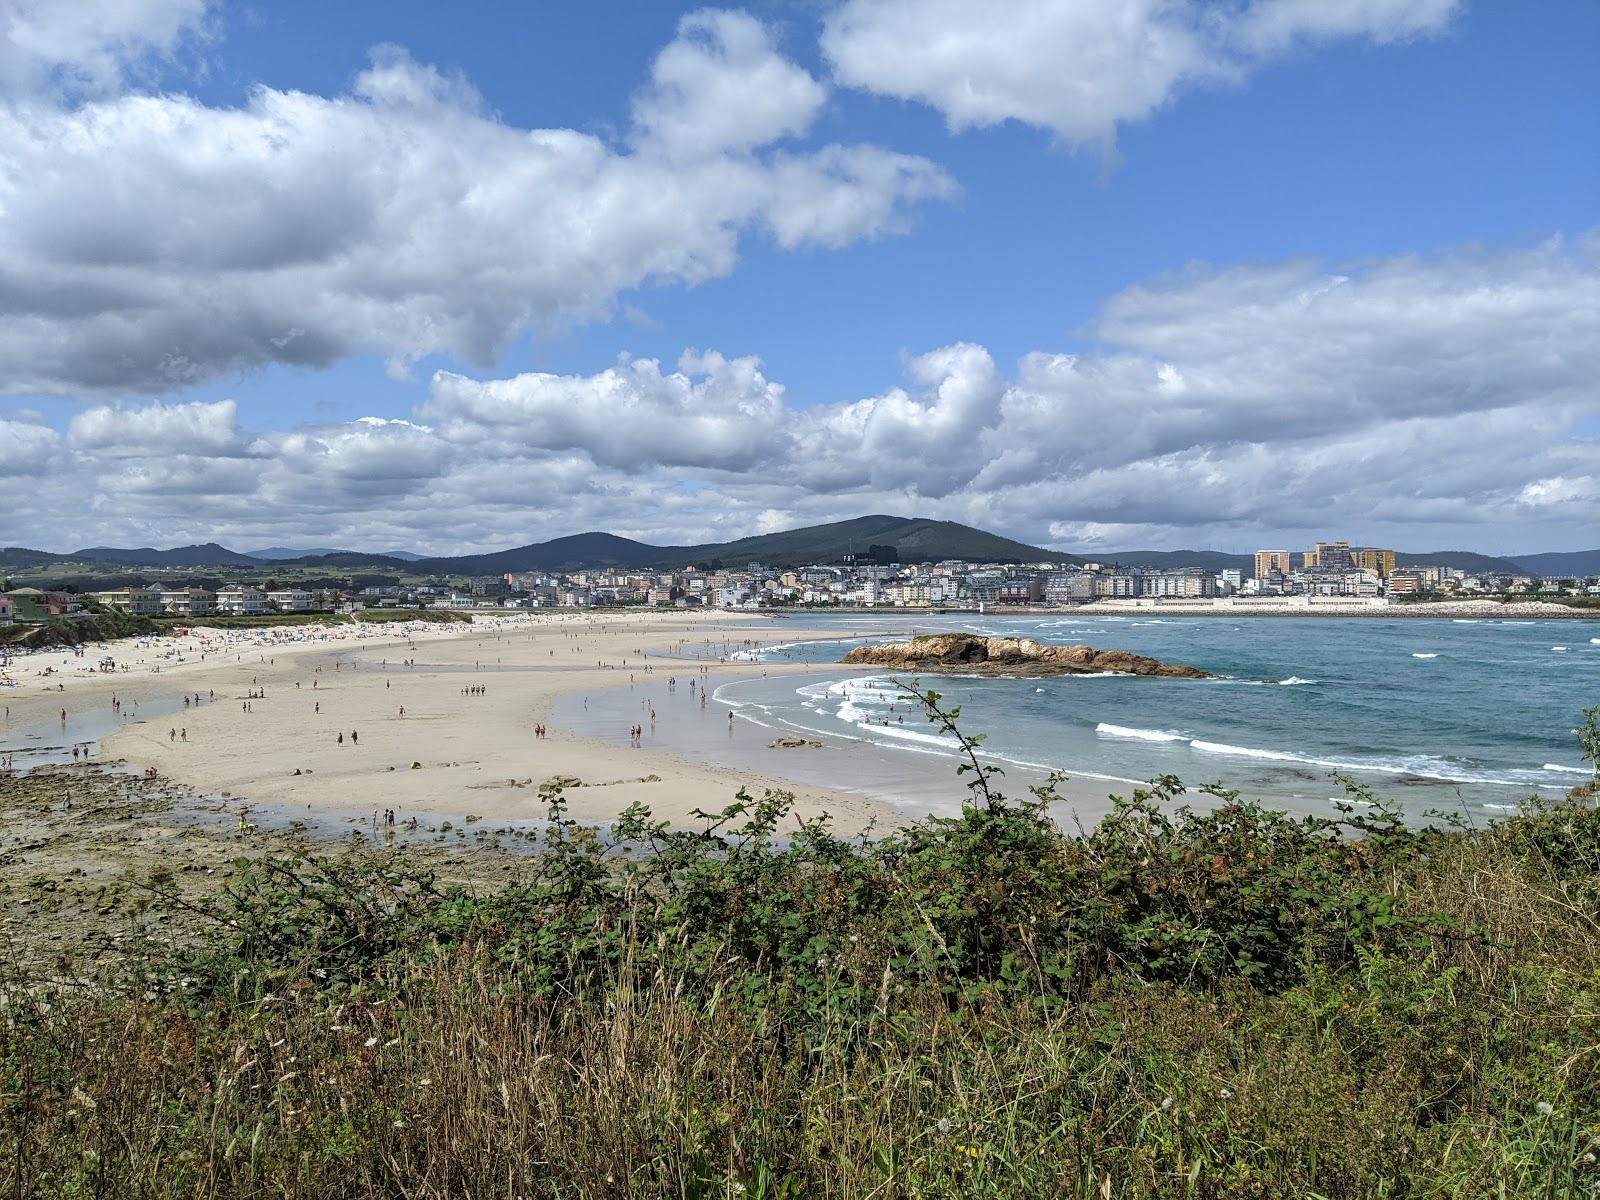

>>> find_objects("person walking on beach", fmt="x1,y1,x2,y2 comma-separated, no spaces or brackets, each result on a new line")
351,730,358,745
338,732,344,745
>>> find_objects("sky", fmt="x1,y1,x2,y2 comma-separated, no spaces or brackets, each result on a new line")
0,0,1596,557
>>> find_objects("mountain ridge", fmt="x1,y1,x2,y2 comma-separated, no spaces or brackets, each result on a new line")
4,524,1594,577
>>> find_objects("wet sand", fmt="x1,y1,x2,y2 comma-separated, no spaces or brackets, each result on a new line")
1,611,899,837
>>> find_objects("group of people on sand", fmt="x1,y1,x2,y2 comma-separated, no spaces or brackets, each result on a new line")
167,726,188,743
461,685,487,696
336,730,359,745
532,723,547,738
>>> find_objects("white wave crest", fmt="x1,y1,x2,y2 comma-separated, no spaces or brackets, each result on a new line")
1412,652,1439,659
1543,763,1591,775
1189,738,1299,762
1096,723,1185,743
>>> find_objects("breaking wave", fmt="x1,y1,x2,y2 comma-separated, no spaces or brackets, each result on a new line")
1095,723,1185,743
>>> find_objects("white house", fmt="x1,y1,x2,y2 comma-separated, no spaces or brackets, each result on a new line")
214,586,268,615
266,589,314,612
96,586,164,615
160,587,216,616
0,596,13,626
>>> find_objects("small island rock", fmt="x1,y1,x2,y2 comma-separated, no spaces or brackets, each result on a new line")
841,634,1211,679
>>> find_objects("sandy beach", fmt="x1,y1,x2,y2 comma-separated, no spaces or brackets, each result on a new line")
1,611,910,836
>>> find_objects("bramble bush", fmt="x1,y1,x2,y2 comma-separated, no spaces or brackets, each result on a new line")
3,686,1599,1197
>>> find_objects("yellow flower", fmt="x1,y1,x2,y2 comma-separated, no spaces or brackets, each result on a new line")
954,1143,981,1158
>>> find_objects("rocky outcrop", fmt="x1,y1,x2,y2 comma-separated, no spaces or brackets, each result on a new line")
840,634,1212,679
768,736,823,749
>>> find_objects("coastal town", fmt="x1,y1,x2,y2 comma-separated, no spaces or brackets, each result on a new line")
3,535,1596,627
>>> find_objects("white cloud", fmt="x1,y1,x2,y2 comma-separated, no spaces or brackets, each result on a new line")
821,0,1460,147
424,351,788,471
68,399,246,457
0,16,953,395
0,0,212,96
0,414,60,474
7,235,1596,555
631,9,826,158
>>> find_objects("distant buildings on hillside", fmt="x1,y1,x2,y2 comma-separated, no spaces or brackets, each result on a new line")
3,538,1596,623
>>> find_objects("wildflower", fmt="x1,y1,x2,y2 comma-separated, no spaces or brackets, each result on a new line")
954,1144,981,1158
364,1036,379,1048
1160,1097,1174,1112
1219,1088,1233,1100
1582,1153,1596,1165
936,1117,952,1135
1536,1100,1555,1117
816,954,828,968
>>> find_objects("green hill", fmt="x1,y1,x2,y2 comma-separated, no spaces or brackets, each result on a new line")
411,533,665,575
72,543,261,568
1397,550,1527,575
664,515,1077,568
407,517,1076,574
1508,549,1600,576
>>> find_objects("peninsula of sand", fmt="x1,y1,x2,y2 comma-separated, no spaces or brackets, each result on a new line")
0,611,906,836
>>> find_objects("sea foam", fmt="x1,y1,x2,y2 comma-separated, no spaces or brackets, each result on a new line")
1095,723,1185,743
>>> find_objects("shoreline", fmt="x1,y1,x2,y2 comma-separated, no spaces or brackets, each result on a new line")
6,610,1593,846
1,611,904,837
778,601,1599,620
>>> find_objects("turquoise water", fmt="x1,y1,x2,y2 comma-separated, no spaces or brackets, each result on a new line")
709,614,1599,816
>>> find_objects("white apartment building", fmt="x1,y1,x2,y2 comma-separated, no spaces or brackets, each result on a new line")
214,585,268,615
1144,572,1217,599
160,587,216,616
266,589,315,611
96,586,164,615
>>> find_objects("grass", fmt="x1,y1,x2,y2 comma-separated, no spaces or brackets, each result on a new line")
3,693,1598,1198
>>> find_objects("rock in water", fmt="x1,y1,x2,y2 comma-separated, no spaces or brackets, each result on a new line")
840,634,1211,678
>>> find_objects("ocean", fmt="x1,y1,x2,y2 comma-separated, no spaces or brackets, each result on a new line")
654,612,1600,821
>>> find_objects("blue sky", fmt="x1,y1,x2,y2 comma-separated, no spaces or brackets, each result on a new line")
1,0,1596,554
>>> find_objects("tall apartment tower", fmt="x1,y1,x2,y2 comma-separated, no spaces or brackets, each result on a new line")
1356,548,1398,577
1308,540,1353,570
1254,550,1292,577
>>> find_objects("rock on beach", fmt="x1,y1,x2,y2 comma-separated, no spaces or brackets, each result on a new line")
841,634,1211,679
